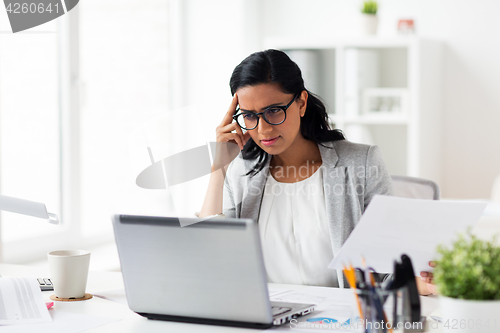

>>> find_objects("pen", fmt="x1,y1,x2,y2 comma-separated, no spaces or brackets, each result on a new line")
355,268,365,288
362,257,392,333
430,316,442,323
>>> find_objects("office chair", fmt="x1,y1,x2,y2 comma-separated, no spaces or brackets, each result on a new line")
391,175,440,200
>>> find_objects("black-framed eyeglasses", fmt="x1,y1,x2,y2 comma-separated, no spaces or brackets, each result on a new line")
232,94,299,130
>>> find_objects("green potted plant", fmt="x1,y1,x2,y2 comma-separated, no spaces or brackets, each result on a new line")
433,230,500,333
360,1,378,35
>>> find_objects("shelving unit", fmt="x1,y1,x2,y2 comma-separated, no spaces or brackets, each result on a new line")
265,36,443,184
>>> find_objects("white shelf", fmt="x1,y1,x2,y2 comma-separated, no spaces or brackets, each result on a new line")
344,115,409,125
271,37,443,184
266,36,419,50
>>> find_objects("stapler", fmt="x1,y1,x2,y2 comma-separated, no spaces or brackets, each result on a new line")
384,254,425,332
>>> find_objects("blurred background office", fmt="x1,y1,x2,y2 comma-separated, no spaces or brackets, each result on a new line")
0,0,499,268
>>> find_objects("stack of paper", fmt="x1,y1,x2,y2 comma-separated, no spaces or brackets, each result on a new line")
0,277,51,325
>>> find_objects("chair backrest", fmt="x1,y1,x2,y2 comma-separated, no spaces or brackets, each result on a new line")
391,175,440,200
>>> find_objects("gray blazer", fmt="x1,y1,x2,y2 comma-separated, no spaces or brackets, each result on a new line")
222,140,394,287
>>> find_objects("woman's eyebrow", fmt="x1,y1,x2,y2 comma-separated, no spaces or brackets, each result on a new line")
239,101,286,112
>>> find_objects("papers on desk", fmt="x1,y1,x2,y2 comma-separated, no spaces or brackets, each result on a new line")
0,278,119,332
0,277,51,325
272,288,363,332
0,311,118,333
328,195,487,273
94,289,128,305
271,291,326,304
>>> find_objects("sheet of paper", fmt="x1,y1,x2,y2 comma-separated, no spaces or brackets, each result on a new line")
0,277,52,325
267,287,290,297
271,288,368,332
0,311,118,333
270,291,326,305
273,306,363,332
328,195,487,273
94,289,128,305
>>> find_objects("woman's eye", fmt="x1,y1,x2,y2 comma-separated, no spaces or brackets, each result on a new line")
267,108,281,114
243,113,257,120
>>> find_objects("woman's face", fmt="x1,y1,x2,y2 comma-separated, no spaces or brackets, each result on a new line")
236,83,307,156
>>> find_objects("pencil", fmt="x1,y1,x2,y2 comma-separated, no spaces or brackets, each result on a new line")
343,263,363,320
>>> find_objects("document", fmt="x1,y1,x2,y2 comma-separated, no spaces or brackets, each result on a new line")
328,195,487,273
94,289,128,305
273,289,362,332
0,277,52,325
271,291,326,304
0,311,118,333
267,287,290,297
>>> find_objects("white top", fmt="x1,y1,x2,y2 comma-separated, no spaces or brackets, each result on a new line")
258,168,338,287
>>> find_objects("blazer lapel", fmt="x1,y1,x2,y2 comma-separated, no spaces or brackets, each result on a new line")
318,142,349,288
239,158,271,223
318,142,343,254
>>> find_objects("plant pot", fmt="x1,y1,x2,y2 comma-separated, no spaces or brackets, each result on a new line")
360,14,378,35
439,296,500,333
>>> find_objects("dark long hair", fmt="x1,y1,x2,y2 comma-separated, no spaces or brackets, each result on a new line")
230,49,345,176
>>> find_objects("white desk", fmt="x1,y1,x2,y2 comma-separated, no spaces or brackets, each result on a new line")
0,263,443,332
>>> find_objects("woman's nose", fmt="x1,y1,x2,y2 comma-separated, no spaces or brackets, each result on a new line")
257,117,273,133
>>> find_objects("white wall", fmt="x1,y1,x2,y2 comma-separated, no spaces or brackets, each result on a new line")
260,0,500,199
178,0,262,117
178,0,500,199
166,0,264,214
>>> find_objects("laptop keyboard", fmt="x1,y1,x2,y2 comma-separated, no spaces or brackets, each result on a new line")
271,306,292,317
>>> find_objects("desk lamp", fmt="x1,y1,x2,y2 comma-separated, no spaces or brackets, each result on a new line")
0,194,59,225
0,194,59,280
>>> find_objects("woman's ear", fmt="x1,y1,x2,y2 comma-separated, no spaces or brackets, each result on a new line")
298,90,308,117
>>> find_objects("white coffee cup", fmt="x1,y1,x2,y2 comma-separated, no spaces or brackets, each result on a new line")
48,250,91,299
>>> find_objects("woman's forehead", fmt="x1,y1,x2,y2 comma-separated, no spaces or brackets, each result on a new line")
236,83,291,110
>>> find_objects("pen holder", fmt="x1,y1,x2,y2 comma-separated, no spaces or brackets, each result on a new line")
355,288,426,333
355,288,397,333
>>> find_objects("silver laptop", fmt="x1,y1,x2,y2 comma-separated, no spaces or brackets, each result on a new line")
112,215,316,329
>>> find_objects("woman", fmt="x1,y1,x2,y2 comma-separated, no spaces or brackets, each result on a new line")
199,49,435,294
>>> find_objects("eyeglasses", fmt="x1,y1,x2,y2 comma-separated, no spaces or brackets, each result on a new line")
232,94,298,130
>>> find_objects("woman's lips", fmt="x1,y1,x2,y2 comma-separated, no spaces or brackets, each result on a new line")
261,136,279,146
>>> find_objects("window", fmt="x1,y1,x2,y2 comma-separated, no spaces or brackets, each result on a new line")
0,0,170,263
79,0,170,237
0,14,61,262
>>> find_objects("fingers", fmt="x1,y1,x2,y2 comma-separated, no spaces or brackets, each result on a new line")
233,126,251,147
417,267,439,296
220,94,239,127
421,276,433,284
427,283,438,295
420,270,434,287
230,133,244,150
216,122,246,150
420,270,434,283
416,278,432,296
216,94,248,150
233,123,246,146
216,132,244,150
419,261,436,285
243,131,251,146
